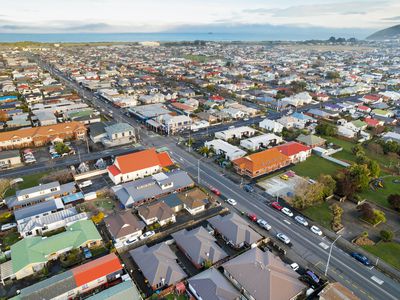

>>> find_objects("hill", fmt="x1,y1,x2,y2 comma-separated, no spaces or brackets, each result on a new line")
367,24,400,40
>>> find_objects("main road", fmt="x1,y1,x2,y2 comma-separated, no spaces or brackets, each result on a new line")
27,54,400,300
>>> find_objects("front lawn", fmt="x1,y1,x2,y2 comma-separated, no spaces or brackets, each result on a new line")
324,136,357,163
291,155,342,179
363,242,400,270
302,202,333,229
4,171,49,197
358,176,400,208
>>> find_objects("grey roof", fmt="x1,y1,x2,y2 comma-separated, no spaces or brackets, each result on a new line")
113,170,194,208
14,198,65,222
172,227,227,266
104,211,145,239
159,194,183,208
129,103,170,119
222,247,305,300
15,181,60,199
138,201,174,222
188,268,240,300
208,213,262,247
130,243,186,287
105,122,134,136
89,122,106,137
86,280,143,300
0,150,20,160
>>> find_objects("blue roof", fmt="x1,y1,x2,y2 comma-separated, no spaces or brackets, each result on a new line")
292,112,314,120
0,95,17,101
62,192,84,204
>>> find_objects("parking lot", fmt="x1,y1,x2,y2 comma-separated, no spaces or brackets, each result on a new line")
257,171,310,198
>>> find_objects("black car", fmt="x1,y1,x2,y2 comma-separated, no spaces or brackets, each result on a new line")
350,252,371,266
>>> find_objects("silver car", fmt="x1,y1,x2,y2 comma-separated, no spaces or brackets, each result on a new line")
295,215,308,226
276,232,291,244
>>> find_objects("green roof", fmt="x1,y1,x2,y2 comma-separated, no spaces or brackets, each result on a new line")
67,109,94,118
11,220,101,274
372,109,388,115
296,134,326,146
351,120,367,128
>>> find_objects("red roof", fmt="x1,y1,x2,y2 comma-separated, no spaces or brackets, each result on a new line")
210,95,224,101
274,142,311,157
113,148,174,175
363,94,381,101
364,117,380,127
107,164,121,176
357,105,370,111
72,253,122,286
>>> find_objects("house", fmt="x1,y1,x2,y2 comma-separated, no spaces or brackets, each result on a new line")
0,121,86,150
17,207,88,238
1,220,102,281
104,211,145,248
240,133,282,151
382,132,400,144
337,125,356,138
0,150,21,169
357,105,371,113
172,227,228,269
177,187,208,215
296,134,326,148
107,148,174,184
361,94,382,104
259,118,284,133
221,247,305,300
208,213,262,249
232,148,290,178
155,114,192,135
13,198,65,223
85,280,143,300
292,112,316,125
90,122,136,147
205,139,246,161
372,109,394,118
274,142,312,164
350,120,368,131
12,254,125,299
215,126,256,141
130,243,187,290
112,170,194,208
33,111,57,126
318,282,360,300
281,92,312,107
188,267,240,300
138,201,176,226
276,116,304,129
364,117,384,128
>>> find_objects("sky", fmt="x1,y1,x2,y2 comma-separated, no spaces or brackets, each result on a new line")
0,0,399,38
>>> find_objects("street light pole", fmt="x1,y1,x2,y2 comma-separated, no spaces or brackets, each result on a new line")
197,156,206,184
325,235,341,276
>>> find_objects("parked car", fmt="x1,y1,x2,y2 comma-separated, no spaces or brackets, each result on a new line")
294,216,308,226
243,184,254,193
257,219,271,230
290,263,299,271
78,180,93,189
280,174,289,180
281,207,294,217
124,236,139,246
211,187,221,196
276,232,291,245
51,153,61,159
247,213,257,222
226,198,237,206
271,201,283,211
350,252,371,266
83,247,92,259
306,270,320,284
310,225,323,236
140,231,155,240
1,222,17,231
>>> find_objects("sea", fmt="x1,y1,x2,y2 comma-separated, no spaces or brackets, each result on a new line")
0,32,280,43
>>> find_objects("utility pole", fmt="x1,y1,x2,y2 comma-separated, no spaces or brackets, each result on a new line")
197,156,205,184
325,235,341,276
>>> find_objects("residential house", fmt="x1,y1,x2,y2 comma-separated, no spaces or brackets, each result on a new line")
259,119,284,133
0,150,21,169
232,148,290,178
221,247,305,300
274,142,312,164
240,133,282,151
155,114,192,135
130,243,187,290
364,117,384,128
107,148,174,184
204,139,246,161
296,134,326,148
208,213,262,249
90,122,135,147
372,109,394,118
104,211,145,248
138,201,176,226
215,126,256,141
112,170,194,208
176,187,208,215
318,282,360,300
382,132,400,144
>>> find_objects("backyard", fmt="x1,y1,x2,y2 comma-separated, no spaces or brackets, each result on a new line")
302,201,333,229
290,155,342,179
4,171,49,198
363,242,400,270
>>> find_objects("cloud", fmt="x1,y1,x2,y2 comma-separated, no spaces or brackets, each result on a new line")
382,16,400,21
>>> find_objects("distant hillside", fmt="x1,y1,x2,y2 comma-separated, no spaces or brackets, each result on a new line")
367,24,400,40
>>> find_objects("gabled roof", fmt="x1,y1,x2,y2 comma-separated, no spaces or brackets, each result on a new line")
138,201,174,222
222,247,305,300
296,134,326,146
274,141,311,157
232,148,290,173
104,211,145,239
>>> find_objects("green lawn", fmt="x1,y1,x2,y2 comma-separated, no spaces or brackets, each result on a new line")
4,172,49,198
93,198,116,211
163,294,189,300
302,202,333,229
358,175,400,208
291,155,342,179
363,242,400,270
325,136,357,163
1,231,21,250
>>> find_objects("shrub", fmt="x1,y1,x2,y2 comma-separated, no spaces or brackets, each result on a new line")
388,194,400,211
380,230,394,242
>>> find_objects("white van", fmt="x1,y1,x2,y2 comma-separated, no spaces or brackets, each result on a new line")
78,180,93,189
1,223,17,231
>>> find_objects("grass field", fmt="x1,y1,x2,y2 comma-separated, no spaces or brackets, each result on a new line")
363,242,400,270
4,172,49,197
325,136,357,163
302,202,333,229
358,175,400,208
291,155,342,179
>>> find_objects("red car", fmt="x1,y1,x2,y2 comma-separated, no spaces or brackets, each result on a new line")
271,202,283,211
211,187,221,196
248,213,257,222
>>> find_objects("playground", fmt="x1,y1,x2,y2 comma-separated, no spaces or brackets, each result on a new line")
360,175,400,208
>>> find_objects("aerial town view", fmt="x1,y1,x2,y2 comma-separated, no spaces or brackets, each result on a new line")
0,1,399,300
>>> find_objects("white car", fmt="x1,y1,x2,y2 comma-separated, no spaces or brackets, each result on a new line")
139,231,155,240
310,225,323,236
1,222,17,231
276,233,291,245
257,219,272,230
124,237,139,246
294,216,308,226
281,207,294,217
226,198,237,206
290,263,299,271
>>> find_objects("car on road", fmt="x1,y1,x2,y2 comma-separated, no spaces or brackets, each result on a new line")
243,117,249,121
294,216,309,226
290,263,299,271
211,187,221,196
226,198,237,206
276,232,291,245
140,231,155,240
247,213,257,222
82,247,92,259
310,225,323,236
281,207,294,217
124,237,139,246
243,184,255,193
271,201,283,211
350,252,371,266
257,219,271,230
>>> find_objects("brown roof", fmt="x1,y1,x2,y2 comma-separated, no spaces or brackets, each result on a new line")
318,282,360,300
104,211,145,239
177,188,207,209
138,201,174,222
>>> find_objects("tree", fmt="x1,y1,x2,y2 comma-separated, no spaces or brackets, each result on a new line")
318,174,336,198
0,111,8,122
348,164,371,191
41,170,73,184
290,81,307,93
330,203,343,231
335,170,357,197
198,146,210,157
359,203,374,221
293,181,325,210
0,178,11,199
367,160,381,179
54,142,70,154
380,230,394,242
315,123,336,136
326,71,340,80
91,212,105,224
352,144,365,156
366,142,384,155
372,209,386,225
388,194,400,211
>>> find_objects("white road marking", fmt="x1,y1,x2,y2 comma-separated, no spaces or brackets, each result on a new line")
319,242,329,250
283,219,291,225
371,276,384,285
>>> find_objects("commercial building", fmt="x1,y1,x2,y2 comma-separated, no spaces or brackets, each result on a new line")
204,139,246,161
